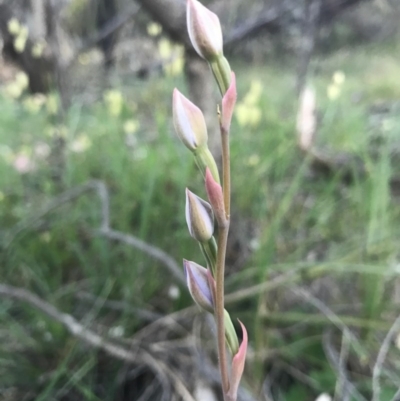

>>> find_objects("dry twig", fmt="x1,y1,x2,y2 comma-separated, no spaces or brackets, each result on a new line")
3,179,185,285
322,329,366,401
0,283,196,400
334,329,352,401
372,313,400,401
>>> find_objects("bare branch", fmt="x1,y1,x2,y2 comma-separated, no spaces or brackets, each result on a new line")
3,180,185,285
75,291,162,321
0,283,195,400
224,8,282,49
4,180,109,247
0,283,144,363
68,4,141,68
322,329,367,401
291,286,363,351
372,313,400,401
390,387,400,401
97,227,185,285
334,330,352,401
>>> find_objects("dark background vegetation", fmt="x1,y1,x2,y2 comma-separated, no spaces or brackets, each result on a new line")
1,0,400,400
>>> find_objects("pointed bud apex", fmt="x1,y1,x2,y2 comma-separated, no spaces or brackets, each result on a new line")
186,189,214,242
173,89,208,151
227,321,248,400
297,86,316,152
221,72,237,132
187,0,223,61
184,260,214,312
224,309,239,355
205,168,226,226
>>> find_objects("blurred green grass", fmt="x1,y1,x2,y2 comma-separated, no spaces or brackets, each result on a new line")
1,38,400,400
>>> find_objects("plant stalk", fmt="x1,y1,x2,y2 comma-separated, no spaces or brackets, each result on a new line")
221,126,231,218
216,222,230,396
215,122,232,399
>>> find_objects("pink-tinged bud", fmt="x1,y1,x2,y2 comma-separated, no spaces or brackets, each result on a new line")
173,89,208,151
221,72,237,132
185,189,214,242
187,0,223,61
227,321,248,400
205,168,226,226
184,260,214,312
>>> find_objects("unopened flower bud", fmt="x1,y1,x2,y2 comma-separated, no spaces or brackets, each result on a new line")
184,260,214,312
173,89,208,151
185,189,214,242
187,0,223,61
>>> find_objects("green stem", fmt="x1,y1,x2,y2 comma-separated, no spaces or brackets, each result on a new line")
215,220,230,396
221,127,231,218
215,119,232,400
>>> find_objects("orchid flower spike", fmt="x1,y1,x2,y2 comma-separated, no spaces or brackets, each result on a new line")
185,189,214,242
173,89,208,151
184,260,215,312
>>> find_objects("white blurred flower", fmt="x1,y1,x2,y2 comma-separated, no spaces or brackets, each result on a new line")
14,28,28,53
34,142,51,159
7,18,21,35
327,84,340,101
333,71,345,85
147,22,162,36
13,153,36,174
123,119,139,134
193,381,217,401
104,90,124,117
70,135,92,153
168,285,181,300
315,393,332,401
32,41,45,58
15,72,29,89
109,326,125,338
297,86,316,151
